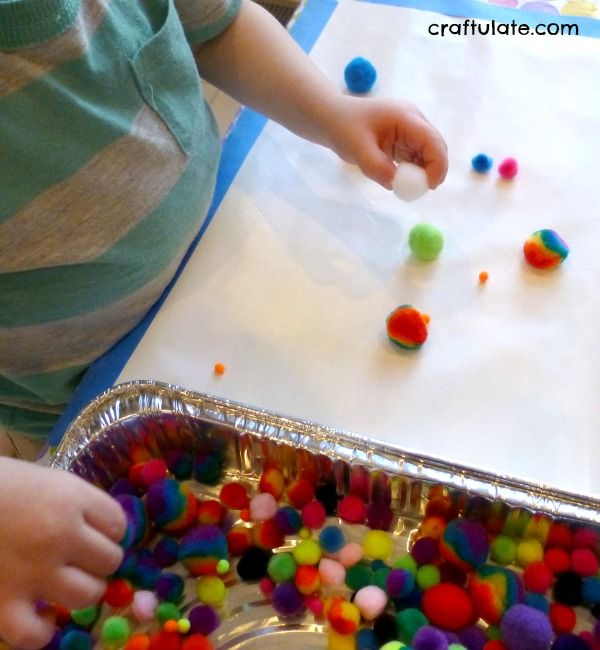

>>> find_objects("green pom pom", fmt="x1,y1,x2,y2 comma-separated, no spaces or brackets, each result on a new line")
155,602,181,624
345,564,372,591
408,223,444,261
267,552,297,583
70,605,99,627
393,553,418,575
396,607,428,643
490,535,517,565
416,564,440,590
101,616,130,646
371,566,391,590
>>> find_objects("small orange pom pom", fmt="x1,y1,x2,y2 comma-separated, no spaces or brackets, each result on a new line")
479,271,489,284
213,363,225,375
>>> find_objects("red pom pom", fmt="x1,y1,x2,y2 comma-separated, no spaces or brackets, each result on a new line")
104,578,134,608
549,602,576,634
287,479,315,509
523,561,554,593
139,459,169,488
546,523,573,550
254,519,284,549
182,635,213,650
219,482,249,510
227,526,253,556
302,501,326,529
483,642,507,650
125,634,151,650
421,583,474,631
149,631,181,650
338,495,366,524
544,548,570,574
197,500,226,525
573,527,598,551
571,548,599,577
498,157,518,180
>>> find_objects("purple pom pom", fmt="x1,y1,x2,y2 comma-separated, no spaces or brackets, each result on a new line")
411,537,439,565
272,583,306,617
156,572,184,603
153,537,179,568
386,568,415,598
413,626,449,650
189,605,220,635
109,478,138,497
459,625,487,650
500,604,554,650
551,635,589,650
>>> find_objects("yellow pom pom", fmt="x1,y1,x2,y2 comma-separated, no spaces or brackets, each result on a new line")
177,618,191,634
299,527,311,540
196,576,226,605
516,538,544,567
362,530,394,560
328,627,356,650
292,539,322,565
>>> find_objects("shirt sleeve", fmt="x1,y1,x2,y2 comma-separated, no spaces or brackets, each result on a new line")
175,0,242,46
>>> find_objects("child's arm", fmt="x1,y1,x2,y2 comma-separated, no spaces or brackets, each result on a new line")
194,0,447,190
0,459,126,650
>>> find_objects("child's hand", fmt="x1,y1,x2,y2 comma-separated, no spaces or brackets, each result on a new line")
324,95,448,191
0,459,126,649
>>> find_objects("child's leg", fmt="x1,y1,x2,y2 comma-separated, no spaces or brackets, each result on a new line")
0,427,44,460
0,428,17,457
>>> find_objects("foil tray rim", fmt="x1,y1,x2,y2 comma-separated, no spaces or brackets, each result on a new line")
50,380,600,525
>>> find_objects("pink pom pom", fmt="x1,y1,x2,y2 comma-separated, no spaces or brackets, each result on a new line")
498,157,518,180
319,558,346,586
249,493,279,522
354,586,388,621
132,590,159,622
338,542,363,568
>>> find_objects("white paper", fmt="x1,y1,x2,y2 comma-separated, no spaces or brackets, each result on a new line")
119,1,600,496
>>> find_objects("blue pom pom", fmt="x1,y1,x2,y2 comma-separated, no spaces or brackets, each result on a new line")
156,572,185,603
153,537,180,568
344,57,377,94
113,549,138,578
59,630,93,650
583,576,600,606
471,153,493,174
551,634,589,650
356,628,379,650
524,592,549,613
319,526,345,553
131,563,161,590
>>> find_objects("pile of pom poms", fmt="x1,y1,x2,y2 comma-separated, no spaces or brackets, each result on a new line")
40,437,600,650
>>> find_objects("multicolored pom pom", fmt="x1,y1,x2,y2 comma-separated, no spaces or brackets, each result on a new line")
386,305,429,351
146,479,197,533
440,518,489,571
523,229,569,270
178,525,228,576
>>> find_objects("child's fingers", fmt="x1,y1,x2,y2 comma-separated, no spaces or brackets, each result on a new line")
0,600,55,650
356,135,396,190
404,119,448,189
83,490,127,543
72,527,124,578
46,567,106,610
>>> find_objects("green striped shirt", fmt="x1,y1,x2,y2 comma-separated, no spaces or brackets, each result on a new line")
0,0,241,437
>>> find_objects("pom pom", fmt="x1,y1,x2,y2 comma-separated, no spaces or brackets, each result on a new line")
60,630,93,650
412,626,449,650
197,500,226,526
354,585,388,620
287,479,315,509
237,546,272,581
515,538,544,567
458,625,488,650
409,223,444,262
570,548,598,577
319,558,345,586
572,527,597,550
362,530,394,561
386,568,415,598
295,564,321,594
226,526,253,557
524,592,549,614
267,552,297,583
421,583,474,631
220,482,249,510
523,561,553,593
70,606,99,628
249,493,278,522
549,602,576,634
523,229,569,270
156,572,185,603
392,162,429,202
196,576,226,606
116,494,149,550
272,582,306,617
471,153,493,174
416,564,441,590
411,537,439,566
490,536,517,566
545,547,571,574
259,467,285,499
374,613,399,645
356,628,379,650
394,553,418,574
500,605,554,650
132,590,159,623
292,539,322,566
101,616,131,647
345,563,372,591
155,601,181,625
302,500,326,529
344,57,377,94
395,607,428,643
165,449,193,480
104,578,134,608
553,571,583,606
194,454,221,485
582,576,600,606
125,634,151,650
327,597,360,635
440,518,489,571
254,518,285,549
547,523,573,550
146,479,197,533
469,565,524,625
338,495,366,523
498,157,518,180
153,538,179,568
339,541,364,567
386,305,429,351
274,506,303,535
188,605,219,636
319,526,346,554
178,525,228,576
315,483,339,515
550,635,590,650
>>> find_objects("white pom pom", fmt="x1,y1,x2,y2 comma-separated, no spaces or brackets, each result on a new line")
392,162,429,202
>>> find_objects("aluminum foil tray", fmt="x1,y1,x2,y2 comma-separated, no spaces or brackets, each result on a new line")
49,380,600,649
